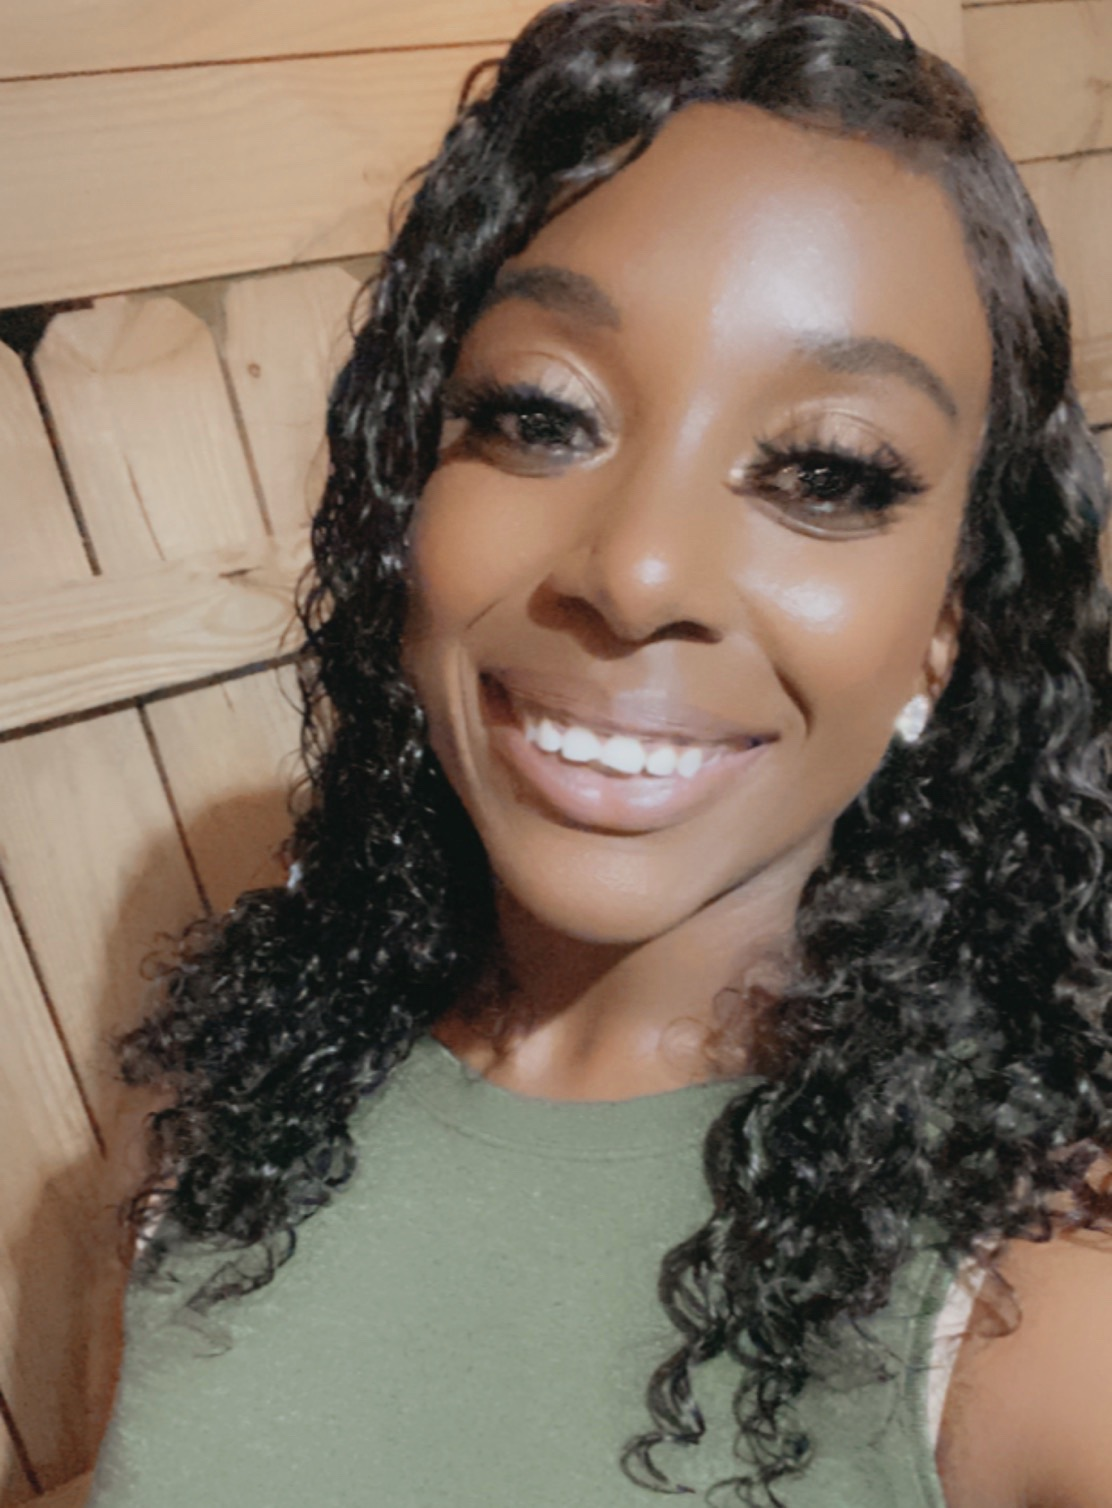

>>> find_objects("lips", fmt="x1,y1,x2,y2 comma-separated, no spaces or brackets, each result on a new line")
478,669,772,833
486,667,760,745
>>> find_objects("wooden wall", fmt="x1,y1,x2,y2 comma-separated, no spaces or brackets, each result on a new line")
0,0,1107,1501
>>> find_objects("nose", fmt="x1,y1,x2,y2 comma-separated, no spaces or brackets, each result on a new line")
540,450,732,647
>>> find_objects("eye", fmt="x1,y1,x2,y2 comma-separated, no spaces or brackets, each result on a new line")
440,378,604,470
738,437,927,537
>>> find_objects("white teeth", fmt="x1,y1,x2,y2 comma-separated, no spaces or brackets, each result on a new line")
645,745,678,777
521,710,717,778
561,726,603,764
599,735,646,775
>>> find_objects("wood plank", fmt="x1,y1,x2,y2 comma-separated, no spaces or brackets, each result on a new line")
0,0,963,80
1022,152,1112,359
146,665,303,911
0,344,89,598
34,297,265,575
0,47,490,309
964,1,1112,162
0,712,201,1131
889,0,966,63
0,528,308,735
222,265,360,535
0,0,540,79
0,885,114,1491
1079,334,1112,428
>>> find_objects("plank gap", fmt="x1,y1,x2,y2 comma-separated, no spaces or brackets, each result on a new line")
136,705,213,919
4,252,379,325
0,1384,42,1497
0,864,106,1158
1016,144,1112,169
24,350,102,578
209,303,278,539
0,35,510,87
963,0,1082,8
0,653,300,748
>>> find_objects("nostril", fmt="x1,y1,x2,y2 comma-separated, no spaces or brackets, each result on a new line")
646,620,718,646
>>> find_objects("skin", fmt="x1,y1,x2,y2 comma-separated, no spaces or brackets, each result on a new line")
404,101,1112,1507
404,102,988,1097
938,1227,1112,1507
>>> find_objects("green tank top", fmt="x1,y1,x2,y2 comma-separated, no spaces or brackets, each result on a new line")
88,1034,952,1507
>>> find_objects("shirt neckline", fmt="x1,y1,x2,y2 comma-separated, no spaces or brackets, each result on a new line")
393,1032,763,1159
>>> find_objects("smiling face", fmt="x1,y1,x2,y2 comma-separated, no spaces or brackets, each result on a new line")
403,103,992,947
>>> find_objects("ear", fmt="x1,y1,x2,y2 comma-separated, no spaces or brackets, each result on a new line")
924,589,962,698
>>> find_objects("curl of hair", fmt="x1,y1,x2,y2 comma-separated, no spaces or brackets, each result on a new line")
119,1,1112,1501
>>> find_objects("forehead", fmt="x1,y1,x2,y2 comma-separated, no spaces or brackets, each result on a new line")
506,102,991,419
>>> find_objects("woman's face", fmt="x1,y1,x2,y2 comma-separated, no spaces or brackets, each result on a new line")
404,103,992,946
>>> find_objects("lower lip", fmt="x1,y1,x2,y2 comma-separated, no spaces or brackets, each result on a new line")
481,688,770,835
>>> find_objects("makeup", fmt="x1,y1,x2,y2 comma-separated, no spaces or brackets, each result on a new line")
480,670,772,833
405,103,990,947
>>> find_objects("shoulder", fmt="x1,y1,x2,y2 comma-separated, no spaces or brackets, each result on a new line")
938,1226,1112,1508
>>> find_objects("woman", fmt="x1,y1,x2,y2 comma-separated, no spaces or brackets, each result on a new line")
88,1,1112,1504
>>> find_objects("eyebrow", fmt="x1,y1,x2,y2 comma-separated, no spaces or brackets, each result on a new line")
480,264,622,329
796,333,960,425
479,267,960,424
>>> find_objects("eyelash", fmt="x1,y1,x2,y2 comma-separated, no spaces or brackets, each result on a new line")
441,378,927,534
739,436,928,535
442,379,603,459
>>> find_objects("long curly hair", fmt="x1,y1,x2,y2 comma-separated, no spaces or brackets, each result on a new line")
120,1,1112,1501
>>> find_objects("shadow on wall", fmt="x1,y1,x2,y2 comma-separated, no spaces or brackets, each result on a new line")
2,781,294,1506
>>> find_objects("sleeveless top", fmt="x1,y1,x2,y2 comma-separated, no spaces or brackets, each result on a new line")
88,1034,953,1507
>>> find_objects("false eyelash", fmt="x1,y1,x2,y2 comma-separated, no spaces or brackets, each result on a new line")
750,435,928,512
442,377,603,448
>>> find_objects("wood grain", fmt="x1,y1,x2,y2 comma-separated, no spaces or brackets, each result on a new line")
0,345,89,598
146,665,303,911
0,886,110,1491
0,712,200,1127
889,0,966,62
0,47,490,309
0,0,958,79
222,265,361,535
1079,335,1112,428
34,297,265,574
1023,151,1112,358
964,1,1112,162
0,0,540,79
0,529,308,734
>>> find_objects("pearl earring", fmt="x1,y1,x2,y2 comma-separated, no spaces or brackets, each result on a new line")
894,693,931,745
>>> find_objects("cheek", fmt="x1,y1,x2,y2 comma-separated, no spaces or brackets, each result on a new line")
406,467,559,638
740,526,958,724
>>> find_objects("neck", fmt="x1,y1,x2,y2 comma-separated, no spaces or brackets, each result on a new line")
436,848,821,1101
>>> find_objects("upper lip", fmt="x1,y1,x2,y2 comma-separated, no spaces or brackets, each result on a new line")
485,667,770,746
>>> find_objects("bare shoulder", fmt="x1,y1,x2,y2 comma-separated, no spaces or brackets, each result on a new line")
938,1224,1112,1508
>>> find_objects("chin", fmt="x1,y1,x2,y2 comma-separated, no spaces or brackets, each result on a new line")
488,838,722,949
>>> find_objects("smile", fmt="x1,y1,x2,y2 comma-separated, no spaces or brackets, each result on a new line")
479,672,772,833
522,709,751,779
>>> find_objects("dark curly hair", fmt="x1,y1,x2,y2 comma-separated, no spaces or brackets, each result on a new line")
119,1,1112,1501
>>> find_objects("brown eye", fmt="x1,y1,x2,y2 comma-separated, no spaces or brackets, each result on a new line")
442,379,603,465
739,439,927,536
